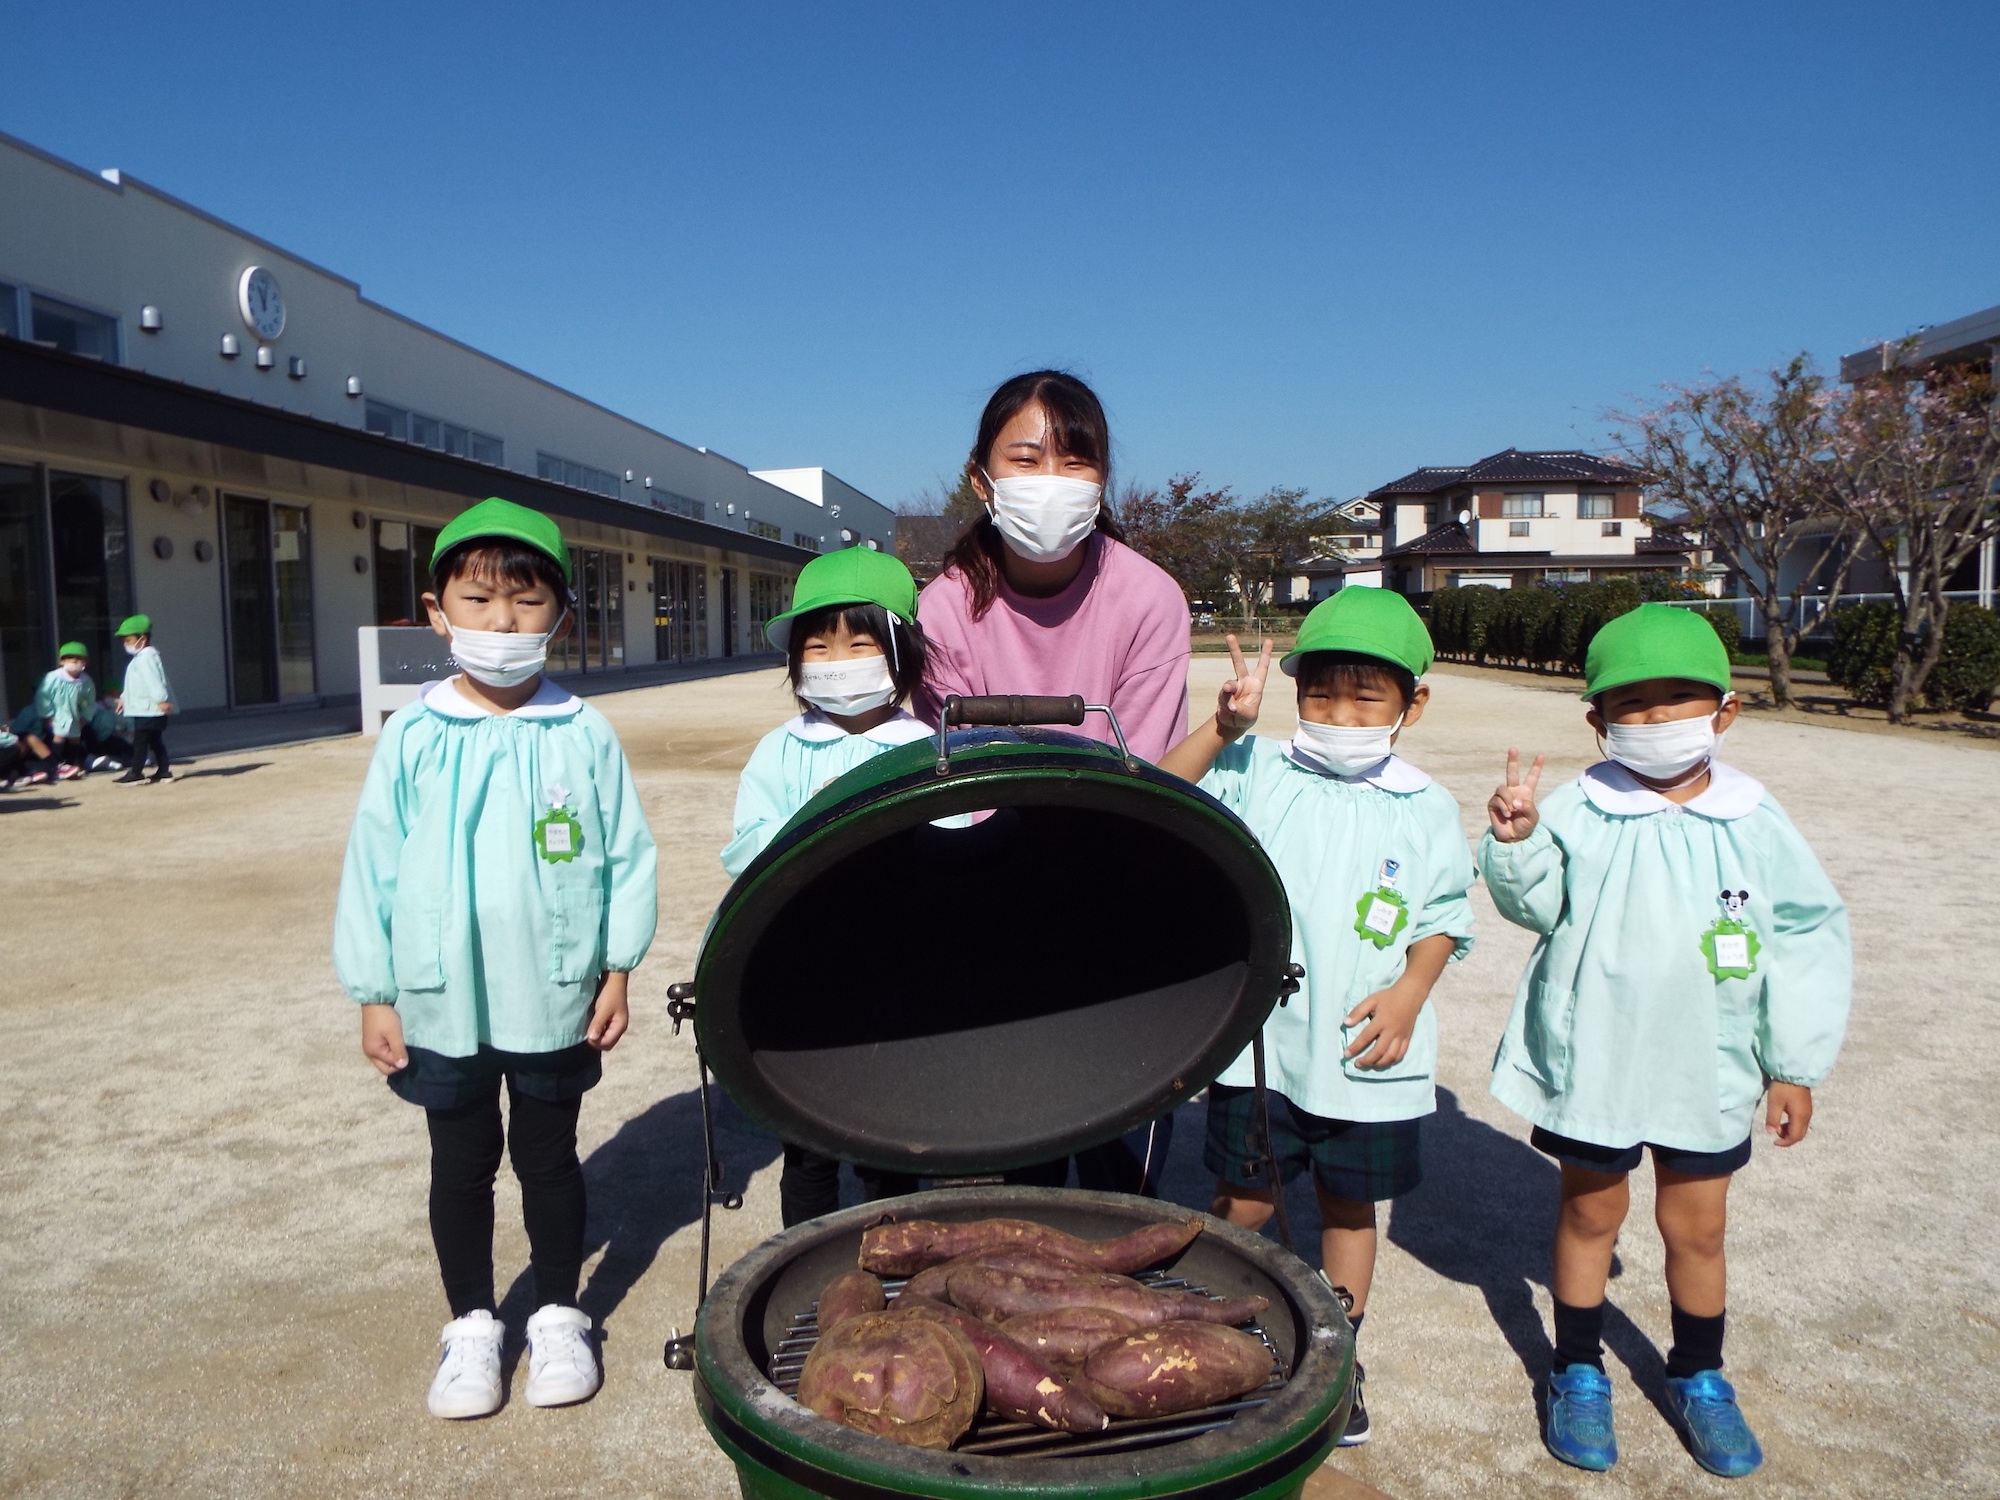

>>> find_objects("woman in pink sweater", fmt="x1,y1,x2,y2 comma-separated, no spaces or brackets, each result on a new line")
917,371,1192,1195
915,371,1191,763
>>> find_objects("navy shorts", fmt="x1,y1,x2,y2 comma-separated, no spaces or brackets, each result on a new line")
387,1042,601,1111
1531,1126,1751,1178
1203,1083,1423,1203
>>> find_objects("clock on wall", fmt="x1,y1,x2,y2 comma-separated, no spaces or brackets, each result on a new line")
237,266,285,340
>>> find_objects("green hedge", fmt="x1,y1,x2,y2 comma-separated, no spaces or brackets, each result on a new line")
1826,601,2000,711
1429,581,1736,674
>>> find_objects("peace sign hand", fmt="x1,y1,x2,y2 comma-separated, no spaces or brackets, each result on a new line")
1217,634,1273,737
1487,747,1545,843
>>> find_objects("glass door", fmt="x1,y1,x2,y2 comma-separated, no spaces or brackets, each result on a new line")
0,464,48,718
720,568,737,658
223,495,317,706
48,473,132,677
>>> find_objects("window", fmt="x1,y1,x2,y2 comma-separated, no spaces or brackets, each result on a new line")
1501,494,1544,519
1508,520,1531,537
1602,521,1622,537
537,451,623,499
469,432,504,466
649,491,704,521
0,282,17,339
793,532,819,552
749,573,792,634
440,423,468,458
653,558,709,663
364,400,407,440
747,518,782,542
1578,494,1614,519
372,518,441,624
29,294,118,360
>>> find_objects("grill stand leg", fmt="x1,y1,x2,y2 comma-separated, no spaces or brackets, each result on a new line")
1251,1030,1298,1255
664,984,738,1372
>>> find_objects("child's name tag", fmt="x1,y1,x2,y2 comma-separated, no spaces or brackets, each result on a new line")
1711,931,1749,971
543,821,573,855
1352,884,1409,948
1362,897,1399,936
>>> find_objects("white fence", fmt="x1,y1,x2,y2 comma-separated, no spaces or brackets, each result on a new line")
1666,592,1990,644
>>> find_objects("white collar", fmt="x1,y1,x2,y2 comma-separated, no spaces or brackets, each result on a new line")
421,675,582,720
1283,744,1434,793
1579,759,1765,820
785,707,932,746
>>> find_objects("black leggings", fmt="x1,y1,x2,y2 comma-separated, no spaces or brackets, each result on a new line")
780,1143,919,1228
128,717,170,777
426,1083,586,1317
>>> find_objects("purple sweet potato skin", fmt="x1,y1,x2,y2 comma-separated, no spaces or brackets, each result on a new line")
816,1270,887,1335
895,1294,1108,1433
796,1310,983,1449
859,1217,1202,1277
1076,1320,1275,1418
946,1261,1268,1328
998,1307,1141,1372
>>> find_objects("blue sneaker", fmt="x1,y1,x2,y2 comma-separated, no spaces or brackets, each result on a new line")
1544,1363,1618,1471
1666,1370,1764,1478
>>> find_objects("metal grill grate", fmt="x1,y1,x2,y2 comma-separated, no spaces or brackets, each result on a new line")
767,1271,1288,1460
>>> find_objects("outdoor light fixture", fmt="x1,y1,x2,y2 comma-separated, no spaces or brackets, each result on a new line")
193,540,214,562
288,356,307,379
864,539,880,551
219,334,240,358
727,504,736,515
829,503,842,519
149,478,171,504
354,555,368,574
345,376,363,397
152,536,173,560
140,305,162,332
351,510,366,529
643,476,652,489
625,469,634,482
255,345,274,369
840,527,855,544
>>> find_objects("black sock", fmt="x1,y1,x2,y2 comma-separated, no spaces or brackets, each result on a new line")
1552,1298,1606,1372
1665,1306,1726,1379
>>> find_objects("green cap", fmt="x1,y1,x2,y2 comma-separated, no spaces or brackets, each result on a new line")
116,614,152,637
431,497,571,584
1582,603,1731,700
1280,587,1434,678
764,547,918,652
58,641,88,660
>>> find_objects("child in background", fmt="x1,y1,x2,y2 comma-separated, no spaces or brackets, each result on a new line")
1482,604,1850,1478
85,686,133,773
35,643,95,780
1160,588,1475,1448
721,547,933,1226
1,707,56,789
334,498,658,1420
114,614,175,784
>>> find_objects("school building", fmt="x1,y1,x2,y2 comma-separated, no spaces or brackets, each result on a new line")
0,129,895,726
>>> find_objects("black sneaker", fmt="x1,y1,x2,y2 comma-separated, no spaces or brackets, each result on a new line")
1340,1360,1370,1446
115,771,146,785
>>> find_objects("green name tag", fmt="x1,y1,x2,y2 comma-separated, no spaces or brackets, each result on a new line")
1354,887,1408,948
1701,889,1760,979
534,807,583,864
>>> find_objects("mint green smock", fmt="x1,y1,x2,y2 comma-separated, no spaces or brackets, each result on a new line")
87,701,126,740
333,677,659,1057
1198,736,1476,1123
119,646,174,717
721,710,934,879
35,669,94,738
1480,760,1850,1154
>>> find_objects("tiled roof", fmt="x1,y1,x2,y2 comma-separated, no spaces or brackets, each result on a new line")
1384,520,1476,558
1369,448,1647,497
1636,529,1695,554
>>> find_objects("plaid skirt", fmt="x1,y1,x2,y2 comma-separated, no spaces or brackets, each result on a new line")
1203,1083,1423,1203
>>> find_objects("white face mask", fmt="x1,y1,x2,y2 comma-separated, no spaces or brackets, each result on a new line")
124,643,142,656
1601,703,1729,782
797,654,897,717
447,614,565,689
985,472,1103,562
1292,716,1401,777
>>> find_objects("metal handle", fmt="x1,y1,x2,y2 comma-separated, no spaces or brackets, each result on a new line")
934,696,1138,776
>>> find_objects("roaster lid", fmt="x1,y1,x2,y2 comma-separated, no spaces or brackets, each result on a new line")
693,729,1293,1177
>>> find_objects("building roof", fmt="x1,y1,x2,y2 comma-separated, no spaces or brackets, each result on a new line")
1369,448,1647,497
1385,520,1477,557
1840,302,2000,383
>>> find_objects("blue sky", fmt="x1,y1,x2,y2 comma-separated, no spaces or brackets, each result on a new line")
6,3,1996,508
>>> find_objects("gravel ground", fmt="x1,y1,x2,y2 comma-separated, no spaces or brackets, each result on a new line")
0,658,1993,1499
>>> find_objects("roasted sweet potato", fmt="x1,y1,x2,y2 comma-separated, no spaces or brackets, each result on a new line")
896,1294,1109,1432
859,1216,1201,1277
1076,1320,1275,1418
901,1248,1083,1303
946,1260,1268,1328
998,1307,1141,1373
796,1310,983,1450
816,1269,887,1335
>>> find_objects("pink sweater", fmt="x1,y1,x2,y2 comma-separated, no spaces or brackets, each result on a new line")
915,534,1192,762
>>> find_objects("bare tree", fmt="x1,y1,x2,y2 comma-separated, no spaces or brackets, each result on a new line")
1827,360,2000,723
1613,357,1864,707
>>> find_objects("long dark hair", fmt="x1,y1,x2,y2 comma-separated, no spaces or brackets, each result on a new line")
784,602,928,712
939,370,1127,619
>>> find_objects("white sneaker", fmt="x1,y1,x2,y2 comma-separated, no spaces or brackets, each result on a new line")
426,1309,505,1419
523,1304,600,1407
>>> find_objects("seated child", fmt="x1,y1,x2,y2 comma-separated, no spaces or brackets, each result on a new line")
334,498,658,1420
1160,587,1475,1448
1481,603,1850,1479
0,712,56,789
721,546,933,1226
35,643,95,779
85,688,133,772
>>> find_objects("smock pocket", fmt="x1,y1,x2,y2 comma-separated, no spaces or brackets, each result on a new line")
389,897,445,993
1518,979,1577,1094
547,885,607,985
